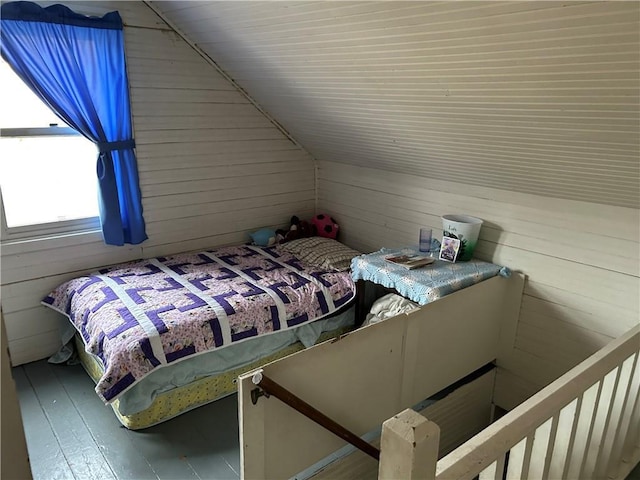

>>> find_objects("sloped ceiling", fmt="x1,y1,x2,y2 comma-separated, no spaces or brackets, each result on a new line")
149,1,639,208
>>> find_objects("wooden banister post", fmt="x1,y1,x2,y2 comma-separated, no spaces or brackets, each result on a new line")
378,409,440,480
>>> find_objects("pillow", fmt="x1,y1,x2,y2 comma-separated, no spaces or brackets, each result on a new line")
250,228,276,247
278,236,361,271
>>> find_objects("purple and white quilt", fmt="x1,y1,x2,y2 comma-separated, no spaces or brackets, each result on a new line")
42,245,355,403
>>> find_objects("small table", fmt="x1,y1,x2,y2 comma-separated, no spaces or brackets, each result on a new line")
351,246,509,324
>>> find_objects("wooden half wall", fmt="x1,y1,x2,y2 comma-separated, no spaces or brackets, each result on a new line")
239,272,524,479
317,161,640,409
0,309,32,479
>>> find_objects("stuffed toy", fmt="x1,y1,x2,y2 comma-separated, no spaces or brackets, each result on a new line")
276,216,314,243
249,228,277,246
312,213,339,239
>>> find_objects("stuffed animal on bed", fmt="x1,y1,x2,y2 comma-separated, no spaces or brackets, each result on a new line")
249,228,277,246
276,216,314,243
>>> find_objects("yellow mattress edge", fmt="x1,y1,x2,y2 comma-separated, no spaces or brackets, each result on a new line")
75,326,351,429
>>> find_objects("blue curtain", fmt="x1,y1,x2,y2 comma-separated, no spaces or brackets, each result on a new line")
1,1,147,246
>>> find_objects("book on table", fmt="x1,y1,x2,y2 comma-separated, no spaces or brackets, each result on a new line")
385,254,435,270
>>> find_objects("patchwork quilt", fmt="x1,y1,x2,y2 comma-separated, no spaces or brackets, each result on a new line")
43,245,355,403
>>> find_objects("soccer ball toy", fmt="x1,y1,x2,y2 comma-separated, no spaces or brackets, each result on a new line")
312,214,339,239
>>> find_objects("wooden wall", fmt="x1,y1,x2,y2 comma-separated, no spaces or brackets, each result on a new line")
149,0,639,406
2,0,638,413
0,309,32,479
318,161,639,408
0,1,315,365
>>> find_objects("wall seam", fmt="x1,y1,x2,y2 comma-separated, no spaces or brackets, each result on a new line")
141,1,321,203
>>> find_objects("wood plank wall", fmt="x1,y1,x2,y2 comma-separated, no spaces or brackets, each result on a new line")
318,161,639,408
150,0,639,406
3,0,638,413
0,1,315,365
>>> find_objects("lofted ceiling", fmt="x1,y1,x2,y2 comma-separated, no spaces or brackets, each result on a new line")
149,1,640,208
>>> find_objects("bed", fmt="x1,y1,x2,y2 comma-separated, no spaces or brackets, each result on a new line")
42,237,361,429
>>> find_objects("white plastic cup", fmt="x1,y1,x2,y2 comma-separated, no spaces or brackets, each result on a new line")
441,215,483,261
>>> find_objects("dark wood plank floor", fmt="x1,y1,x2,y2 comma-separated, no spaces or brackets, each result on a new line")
14,360,241,480
15,359,640,480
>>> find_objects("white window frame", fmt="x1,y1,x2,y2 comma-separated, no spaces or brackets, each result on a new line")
0,125,101,243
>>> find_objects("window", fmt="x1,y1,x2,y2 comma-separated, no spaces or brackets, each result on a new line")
2,2,146,246
0,59,100,240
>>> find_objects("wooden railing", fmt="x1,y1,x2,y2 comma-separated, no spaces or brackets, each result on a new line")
379,324,640,480
251,371,381,461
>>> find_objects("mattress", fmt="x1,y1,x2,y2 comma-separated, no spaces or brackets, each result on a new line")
76,307,354,429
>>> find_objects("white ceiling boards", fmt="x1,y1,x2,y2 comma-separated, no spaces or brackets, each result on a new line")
150,1,639,208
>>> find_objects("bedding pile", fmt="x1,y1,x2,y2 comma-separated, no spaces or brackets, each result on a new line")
43,244,355,404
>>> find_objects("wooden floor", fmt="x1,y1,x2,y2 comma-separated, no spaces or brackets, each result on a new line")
14,359,241,480
15,359,640,480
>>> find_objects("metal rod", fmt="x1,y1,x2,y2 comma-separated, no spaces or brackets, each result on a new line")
252,371,381,461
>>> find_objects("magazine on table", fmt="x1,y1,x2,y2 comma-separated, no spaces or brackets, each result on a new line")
385,253,435,270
